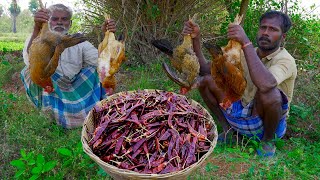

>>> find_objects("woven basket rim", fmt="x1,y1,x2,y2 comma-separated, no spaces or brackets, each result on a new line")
81,89,218,178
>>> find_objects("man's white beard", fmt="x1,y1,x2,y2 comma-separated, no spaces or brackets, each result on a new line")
49,24,70,35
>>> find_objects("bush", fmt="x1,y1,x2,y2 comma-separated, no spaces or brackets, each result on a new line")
80,0,227,65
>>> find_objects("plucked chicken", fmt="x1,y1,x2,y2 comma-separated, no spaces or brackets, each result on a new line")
97,15,126,95
205,14,247,109
152,14,200,95
29,0,86,93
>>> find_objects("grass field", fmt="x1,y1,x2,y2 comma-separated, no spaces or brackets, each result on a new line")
0,33,29,42
0,40,319,179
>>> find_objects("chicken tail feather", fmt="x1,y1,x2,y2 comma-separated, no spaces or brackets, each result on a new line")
203,42,223,58
152,39,174,56
162,62,189,87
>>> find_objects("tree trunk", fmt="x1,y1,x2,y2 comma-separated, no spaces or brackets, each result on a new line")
12,15,17,33
282,0,288,14
12,0,18,33
239,0,250,26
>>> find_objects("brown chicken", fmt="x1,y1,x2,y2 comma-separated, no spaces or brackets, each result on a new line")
205,14,247,109
29,0,86,93
152,14,200,95
97,15,126,95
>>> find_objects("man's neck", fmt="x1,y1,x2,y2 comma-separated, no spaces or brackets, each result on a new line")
257,47,279,59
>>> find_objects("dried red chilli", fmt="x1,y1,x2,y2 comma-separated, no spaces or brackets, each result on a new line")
89,90,215,174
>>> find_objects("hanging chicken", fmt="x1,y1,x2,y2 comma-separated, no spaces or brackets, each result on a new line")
97,14,126,96
152,14,200,95
205,14,247,109
28,0,86,93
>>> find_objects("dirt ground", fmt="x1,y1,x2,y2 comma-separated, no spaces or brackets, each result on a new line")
2,71,25,94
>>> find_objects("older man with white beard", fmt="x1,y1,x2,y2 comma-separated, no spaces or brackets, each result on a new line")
20,4,117,129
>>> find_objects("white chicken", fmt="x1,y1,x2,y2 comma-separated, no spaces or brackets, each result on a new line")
97,14,126,95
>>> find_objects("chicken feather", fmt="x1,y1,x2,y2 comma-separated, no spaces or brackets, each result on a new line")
206,14,247,109
97,14,126,95
152,14,200,94
29,0,86,93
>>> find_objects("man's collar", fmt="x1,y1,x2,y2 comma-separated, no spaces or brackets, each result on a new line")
261,47,281,61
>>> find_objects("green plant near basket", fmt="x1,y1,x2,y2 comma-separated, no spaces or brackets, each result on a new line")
10,143,111,179
56,142,105,175
10,149,57,179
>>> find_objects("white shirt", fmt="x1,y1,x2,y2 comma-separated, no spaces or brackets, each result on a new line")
23,35,98,79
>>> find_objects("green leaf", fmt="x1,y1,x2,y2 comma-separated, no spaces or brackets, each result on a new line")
43,160,57,172
36,154,45,166
31,166,42,174
14,169,25,178
1,60,9,65
251,140,259,148
26,152,35,160
275,139,285,149
28,159,36,166
62,159,73,168
75,142,83,155
240,152,250,158
10,160,26,169
57,148,72,157
89,163,95,168
30,174,40,180
8,93,17,100
20,149,27,158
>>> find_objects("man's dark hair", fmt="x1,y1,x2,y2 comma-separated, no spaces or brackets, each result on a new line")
259,10,292,33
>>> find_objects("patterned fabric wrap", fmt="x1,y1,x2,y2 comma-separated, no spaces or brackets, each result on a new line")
20,66,106,129
221,90,288,140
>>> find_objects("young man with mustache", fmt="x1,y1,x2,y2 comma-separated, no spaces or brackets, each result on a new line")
20,4,116,129
183,10,297,157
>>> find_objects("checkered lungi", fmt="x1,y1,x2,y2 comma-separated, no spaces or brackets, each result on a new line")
20,66,106,129
221,90,288,140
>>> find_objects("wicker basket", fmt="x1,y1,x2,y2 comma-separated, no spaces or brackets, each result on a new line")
81,89,218,180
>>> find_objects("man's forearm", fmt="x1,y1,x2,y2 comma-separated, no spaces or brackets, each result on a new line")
243,45,278,92
193,37,210,75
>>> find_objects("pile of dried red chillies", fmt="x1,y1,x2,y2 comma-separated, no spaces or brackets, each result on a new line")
89,90,214,174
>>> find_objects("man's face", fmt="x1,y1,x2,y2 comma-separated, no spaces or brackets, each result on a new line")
256,17,284,51
49,10,71,35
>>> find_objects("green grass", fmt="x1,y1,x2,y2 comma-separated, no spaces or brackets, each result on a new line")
1,49,319,179
0,33,27,52
0,33,29,43
0,42,24,52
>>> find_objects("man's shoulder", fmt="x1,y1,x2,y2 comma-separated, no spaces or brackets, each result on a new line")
67,41,98,52
274,48,297,73
276,47,295,61
73,41,95,48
